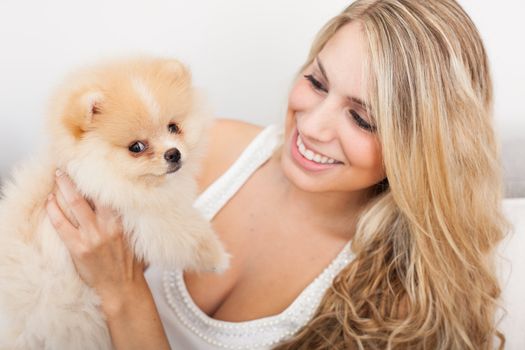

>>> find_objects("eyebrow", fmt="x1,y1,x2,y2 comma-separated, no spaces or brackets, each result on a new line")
315,57,370,111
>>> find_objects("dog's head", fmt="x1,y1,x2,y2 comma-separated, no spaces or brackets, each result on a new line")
48,57,209,189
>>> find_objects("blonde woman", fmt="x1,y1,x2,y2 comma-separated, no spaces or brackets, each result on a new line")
46,0,508,349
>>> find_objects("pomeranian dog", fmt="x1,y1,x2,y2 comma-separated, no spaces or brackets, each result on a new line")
0,57,229,349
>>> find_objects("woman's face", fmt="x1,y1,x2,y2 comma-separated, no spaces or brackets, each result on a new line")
281,22,385,194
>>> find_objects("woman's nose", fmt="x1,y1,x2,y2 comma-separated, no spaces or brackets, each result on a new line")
299,97,338,142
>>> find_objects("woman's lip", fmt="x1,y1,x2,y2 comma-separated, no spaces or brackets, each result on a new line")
295,129,344,164
290,128,343,171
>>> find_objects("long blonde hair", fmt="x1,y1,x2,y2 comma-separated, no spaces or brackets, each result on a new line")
274,1,508,349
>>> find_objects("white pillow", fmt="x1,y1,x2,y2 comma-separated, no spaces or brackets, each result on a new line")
498,198,525,349
502,139,525,198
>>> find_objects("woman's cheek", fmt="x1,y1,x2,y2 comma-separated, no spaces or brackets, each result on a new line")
286,80,311,136
343,133,383,171
362,138,385,179
288,79,315,112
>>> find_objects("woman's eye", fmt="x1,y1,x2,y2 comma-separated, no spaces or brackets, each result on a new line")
304,74,327,92
128,141,147,153
350,110,376,132
168,123,180,134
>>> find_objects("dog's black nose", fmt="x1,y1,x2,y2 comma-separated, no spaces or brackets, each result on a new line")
164,148,181,163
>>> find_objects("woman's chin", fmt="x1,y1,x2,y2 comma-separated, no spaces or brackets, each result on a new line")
280,151,325,193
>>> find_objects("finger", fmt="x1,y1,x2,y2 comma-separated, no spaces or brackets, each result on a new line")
136,258,148,272
55,170,96,230
46,194,82,252
55,187,80,228
93,201,123,234
95,201,119,222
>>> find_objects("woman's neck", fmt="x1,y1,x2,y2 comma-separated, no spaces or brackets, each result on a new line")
265,148,370,240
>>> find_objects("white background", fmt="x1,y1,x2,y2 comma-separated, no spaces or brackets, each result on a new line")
0,1,524,347
0,0,523,178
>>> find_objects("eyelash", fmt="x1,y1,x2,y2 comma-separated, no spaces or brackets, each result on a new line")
303,74,376,133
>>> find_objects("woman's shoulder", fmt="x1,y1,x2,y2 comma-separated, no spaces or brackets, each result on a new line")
196,118,264,194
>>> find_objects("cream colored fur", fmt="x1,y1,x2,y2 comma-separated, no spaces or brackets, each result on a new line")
0,57,229,349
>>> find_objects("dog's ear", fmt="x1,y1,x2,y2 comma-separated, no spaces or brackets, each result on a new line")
160,59,191,84
81,91,104,123
57,89,105,140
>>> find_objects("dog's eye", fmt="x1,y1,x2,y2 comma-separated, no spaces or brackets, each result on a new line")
168,123,180,134
128,141,146,153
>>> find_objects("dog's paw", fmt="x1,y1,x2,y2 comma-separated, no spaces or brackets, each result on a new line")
209,248,231,274
195,236,231,274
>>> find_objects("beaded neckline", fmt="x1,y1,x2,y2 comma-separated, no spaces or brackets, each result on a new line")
163,241,353,349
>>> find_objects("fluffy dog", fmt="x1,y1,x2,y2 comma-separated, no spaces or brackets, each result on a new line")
0,57,229,349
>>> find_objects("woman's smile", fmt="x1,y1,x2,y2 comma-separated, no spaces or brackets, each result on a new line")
290,127,344,172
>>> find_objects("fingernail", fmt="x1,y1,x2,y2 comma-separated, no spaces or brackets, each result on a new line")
55,169,63,177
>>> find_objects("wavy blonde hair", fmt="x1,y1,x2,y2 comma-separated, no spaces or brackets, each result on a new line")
274,1,508,349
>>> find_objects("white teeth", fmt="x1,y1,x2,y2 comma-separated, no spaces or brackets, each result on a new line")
296,134,340,165
304,149,314,160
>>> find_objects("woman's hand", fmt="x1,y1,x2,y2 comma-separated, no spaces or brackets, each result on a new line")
47,171,149,313
45,169,170,349
45,169,144,312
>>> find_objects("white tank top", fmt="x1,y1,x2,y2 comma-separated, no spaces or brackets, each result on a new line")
144,123,354,350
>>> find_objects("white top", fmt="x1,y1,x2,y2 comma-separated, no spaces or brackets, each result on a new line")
145,123,354,350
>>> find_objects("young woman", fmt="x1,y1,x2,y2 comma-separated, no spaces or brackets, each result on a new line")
47,0,508,349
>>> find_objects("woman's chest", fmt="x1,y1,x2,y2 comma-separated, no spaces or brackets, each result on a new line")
184,175,348,322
